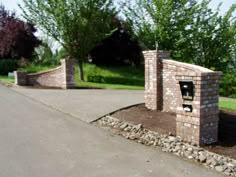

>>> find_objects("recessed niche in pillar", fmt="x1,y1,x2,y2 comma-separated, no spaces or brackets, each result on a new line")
183,104,193,112
179,81,194,101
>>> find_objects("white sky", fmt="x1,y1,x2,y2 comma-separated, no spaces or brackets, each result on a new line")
0,0,21,15
1,0,236,17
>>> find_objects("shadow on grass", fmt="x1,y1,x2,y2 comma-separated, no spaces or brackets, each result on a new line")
87,75,144,86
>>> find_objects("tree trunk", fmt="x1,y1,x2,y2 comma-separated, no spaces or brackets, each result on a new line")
78,60,84,81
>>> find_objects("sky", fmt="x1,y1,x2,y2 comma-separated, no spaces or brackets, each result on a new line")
1,0,236,17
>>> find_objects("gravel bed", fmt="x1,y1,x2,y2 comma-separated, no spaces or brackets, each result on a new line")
93,115,236,177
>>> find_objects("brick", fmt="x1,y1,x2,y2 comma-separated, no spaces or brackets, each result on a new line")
14,59,75,89
144,50,221,145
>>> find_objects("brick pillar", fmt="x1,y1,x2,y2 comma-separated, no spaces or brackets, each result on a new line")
176,72,222,145
143,50,170,110
14,71,27,86
61,59,76,89
199,72,222,145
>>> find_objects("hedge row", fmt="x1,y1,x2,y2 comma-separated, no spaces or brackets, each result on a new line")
0,59,18,75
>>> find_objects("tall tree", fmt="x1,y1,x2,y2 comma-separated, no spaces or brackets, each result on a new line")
122,0,198,50
0,4,41,60
20,0,117,81
122,0,236,71
179,1,236,71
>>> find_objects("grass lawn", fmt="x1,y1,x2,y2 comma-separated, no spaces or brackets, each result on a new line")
219,100,236,111
77,81,144,90
0,63,235,111
75,63,145,90
0,75,14,84
19,64,60,73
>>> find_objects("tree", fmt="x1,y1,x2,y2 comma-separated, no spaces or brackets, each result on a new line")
20,0,118,81
122,0,236,71
178,1,236,71
0,4,15,28
34,36,61,66
90,23,142,66
0,4,41,60
122,0,198,50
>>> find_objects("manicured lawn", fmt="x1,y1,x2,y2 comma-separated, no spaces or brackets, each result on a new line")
219,100,236,111
0,63,235,111
0,75,14,84
0,63,145,90
75,63,145,90
19,64,59,73
77,81,144,90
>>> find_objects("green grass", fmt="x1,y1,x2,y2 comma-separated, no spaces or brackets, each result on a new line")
2,63,235,111
75,63,145,90
77,81,144,90
219,100,236,111
0,75,14,84
19,64,60,73
0,63,145,90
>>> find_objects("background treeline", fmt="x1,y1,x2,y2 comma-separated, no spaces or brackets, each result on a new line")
0,0,235,97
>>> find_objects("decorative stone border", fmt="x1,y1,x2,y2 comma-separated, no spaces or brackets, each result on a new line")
94,115,236,177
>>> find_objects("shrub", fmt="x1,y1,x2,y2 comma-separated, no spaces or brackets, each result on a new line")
0,59,18,75
220,73,236,98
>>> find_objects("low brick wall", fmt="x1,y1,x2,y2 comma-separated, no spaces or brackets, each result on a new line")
144,50,222,145
14,59,75,89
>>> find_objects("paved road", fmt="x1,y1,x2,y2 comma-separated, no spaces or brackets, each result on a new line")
0,83,223,177
12,87,144,122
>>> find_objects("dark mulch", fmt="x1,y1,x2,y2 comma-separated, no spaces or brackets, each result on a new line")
205,110,236,159
112,104,176,135
112,104,236,159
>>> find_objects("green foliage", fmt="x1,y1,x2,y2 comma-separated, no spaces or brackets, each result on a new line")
0,75,14,84
220,73,236,98
76,81,144,90
0,59,18,75
19,64,59,73
123,0,236,72
55,48,66,62
179,1,236,71
75,63,144,88
20,0,118,80
123,0,199,50
34,44,61,66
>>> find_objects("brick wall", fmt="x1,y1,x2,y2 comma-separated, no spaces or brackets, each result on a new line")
144,50,222,145
14,59,75,89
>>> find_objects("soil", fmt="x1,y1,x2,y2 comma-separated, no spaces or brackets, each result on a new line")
112,104,176,136
112,104,236,159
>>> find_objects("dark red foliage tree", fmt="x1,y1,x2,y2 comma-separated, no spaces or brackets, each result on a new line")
0,4,41,59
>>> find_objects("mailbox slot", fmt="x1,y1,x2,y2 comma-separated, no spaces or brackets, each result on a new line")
179,81,194,100
183,104,193,112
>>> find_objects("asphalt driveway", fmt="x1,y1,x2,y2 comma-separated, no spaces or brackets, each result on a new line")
12,87,144,122
0,83,223,177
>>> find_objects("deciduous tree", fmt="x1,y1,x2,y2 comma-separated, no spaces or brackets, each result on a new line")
20,0,118,81
122,0,236,71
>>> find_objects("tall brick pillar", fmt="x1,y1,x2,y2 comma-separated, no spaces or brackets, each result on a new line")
61,59,76,89
176,72,222,145
143,50,170,110
14,71,27,86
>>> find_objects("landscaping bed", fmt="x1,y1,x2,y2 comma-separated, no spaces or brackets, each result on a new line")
111,104,236,159
94,104,236,176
